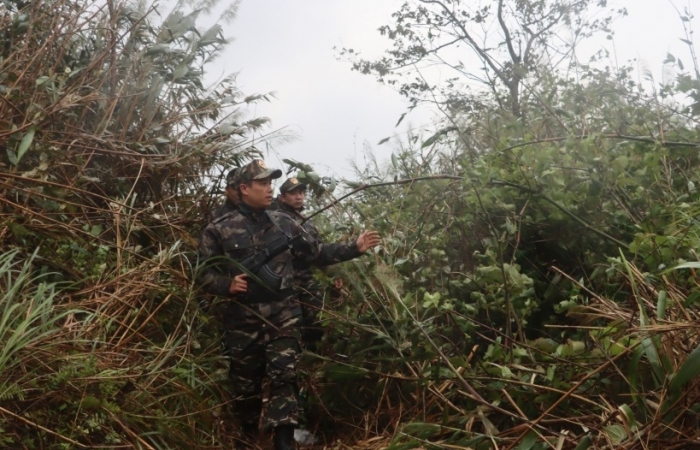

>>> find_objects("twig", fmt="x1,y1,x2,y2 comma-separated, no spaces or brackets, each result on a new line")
497,133,700,154
0,406,88,448
303,175,463,223
503,349,631,450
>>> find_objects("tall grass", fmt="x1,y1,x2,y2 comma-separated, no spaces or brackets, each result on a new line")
0,244,233,448
302,255,700,449
0,0,269,447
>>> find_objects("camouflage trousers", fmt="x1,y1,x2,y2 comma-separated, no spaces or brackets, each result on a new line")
221,297,303,429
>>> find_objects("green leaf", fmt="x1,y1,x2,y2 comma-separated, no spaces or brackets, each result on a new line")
665,261,700,272
556,340,585,357
512,346,528,357
306,171,320,183
641,336,664,386
628,347,643,399
324,363,369,381
172,65,189,80
669,342,700,395
618,404,637,430
377,137,390,145
395,112,407,127
531,338,558,353
6,148,17,165
89,225,102,237
198,24,222,46
145,44,175,56
515,430,537,450
573,435,592,450
420,126,457,148
656,290,667,320
612,155,629,171
603,424,627,445
546,365,555,381
16,126,36,163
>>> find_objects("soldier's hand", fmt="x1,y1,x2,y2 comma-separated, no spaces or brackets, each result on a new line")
229,274,248,294
356,230,380,253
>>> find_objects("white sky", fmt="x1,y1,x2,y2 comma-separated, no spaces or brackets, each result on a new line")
195,0,699,179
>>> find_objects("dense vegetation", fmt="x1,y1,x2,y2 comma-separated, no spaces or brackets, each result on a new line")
2,0,700,449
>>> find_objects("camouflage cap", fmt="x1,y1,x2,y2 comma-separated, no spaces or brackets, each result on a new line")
233,159,282,187
225,168,239,186
279,177,307,194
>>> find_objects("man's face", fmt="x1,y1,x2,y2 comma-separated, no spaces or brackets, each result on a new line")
240,178,273,208
225,185,239,204
280,188,306,210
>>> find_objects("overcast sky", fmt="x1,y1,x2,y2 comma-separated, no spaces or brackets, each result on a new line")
194,0,698,179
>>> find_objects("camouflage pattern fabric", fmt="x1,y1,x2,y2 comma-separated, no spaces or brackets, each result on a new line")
269,199,323,344
197,200,362,428
220,301,302,429
211,198,237,220
198,202,361,299
232,159,282,188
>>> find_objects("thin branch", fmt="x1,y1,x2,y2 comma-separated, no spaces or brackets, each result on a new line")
419,0,511,87
497,134,700,154
303,175,463,223
498,0,520,65
0,406,88,448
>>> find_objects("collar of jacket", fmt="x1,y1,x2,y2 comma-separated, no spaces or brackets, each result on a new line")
238,201,267,220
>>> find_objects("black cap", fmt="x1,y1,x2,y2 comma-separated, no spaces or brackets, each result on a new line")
279,177,307,194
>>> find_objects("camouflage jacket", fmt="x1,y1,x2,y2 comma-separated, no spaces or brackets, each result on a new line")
197,201,360,301
269,198,320,240
211,198,237,220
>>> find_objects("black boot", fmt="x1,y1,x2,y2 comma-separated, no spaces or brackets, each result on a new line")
273,424,295,450
235,422,258,450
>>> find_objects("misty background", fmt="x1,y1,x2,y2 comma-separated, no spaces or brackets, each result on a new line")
194,0,696,179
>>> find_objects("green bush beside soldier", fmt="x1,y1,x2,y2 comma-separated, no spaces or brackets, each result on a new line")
197,160,380,450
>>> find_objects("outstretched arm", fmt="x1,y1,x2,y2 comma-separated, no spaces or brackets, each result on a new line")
312,230,381,267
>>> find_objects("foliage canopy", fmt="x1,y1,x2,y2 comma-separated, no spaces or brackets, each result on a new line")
3,0,700,449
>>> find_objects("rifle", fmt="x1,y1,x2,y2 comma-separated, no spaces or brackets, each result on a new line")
235,232,310,292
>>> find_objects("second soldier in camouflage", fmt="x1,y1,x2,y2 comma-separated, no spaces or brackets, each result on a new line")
270,176,360,350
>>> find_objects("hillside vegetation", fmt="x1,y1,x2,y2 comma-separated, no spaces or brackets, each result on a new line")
2,0,700,449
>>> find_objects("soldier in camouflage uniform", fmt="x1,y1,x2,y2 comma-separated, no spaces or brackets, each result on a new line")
211,168,239,220
270,177,343,350
197,160,380,450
